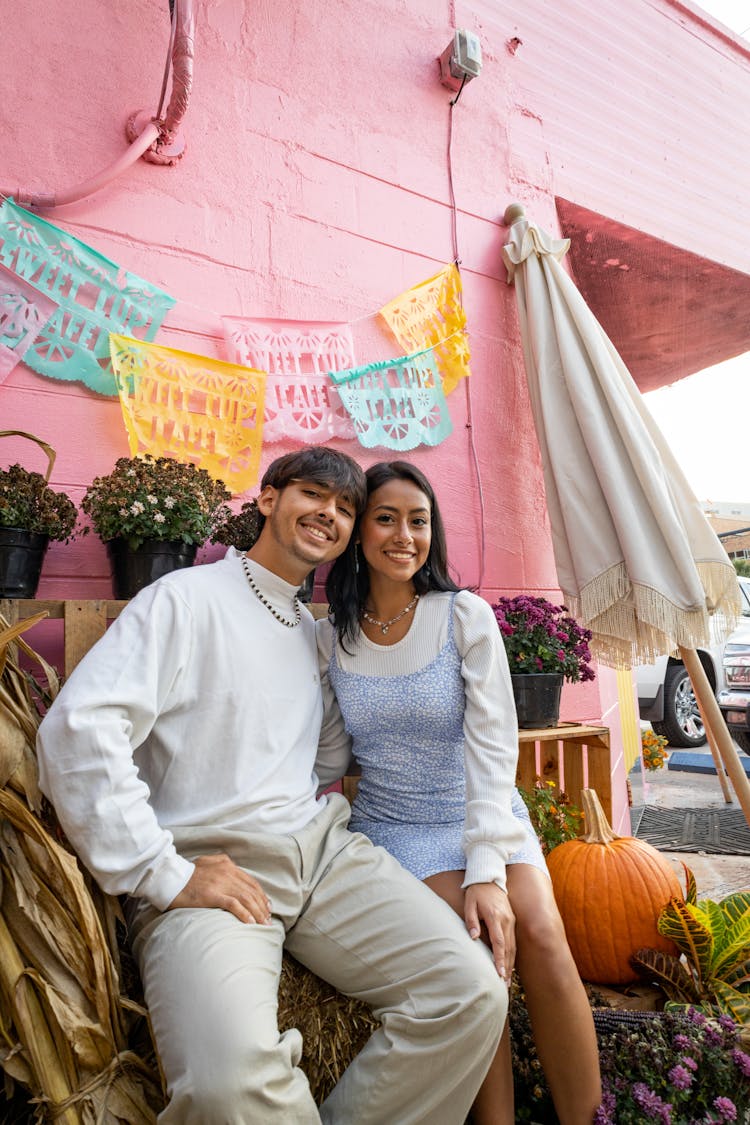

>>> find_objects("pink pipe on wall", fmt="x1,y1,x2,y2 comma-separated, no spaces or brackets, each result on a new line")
1,0,195,209
4,123,161,212
126,0,195,165
161,0,195,147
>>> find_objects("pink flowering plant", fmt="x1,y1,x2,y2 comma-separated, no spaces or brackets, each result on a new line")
492,595,595,683
81,455,232,551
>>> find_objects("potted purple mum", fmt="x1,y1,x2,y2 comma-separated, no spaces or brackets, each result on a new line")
492,595,595,728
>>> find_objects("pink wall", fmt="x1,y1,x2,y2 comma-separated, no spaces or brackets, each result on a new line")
3,0,749,828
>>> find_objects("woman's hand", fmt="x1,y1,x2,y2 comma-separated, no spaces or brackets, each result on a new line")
464,882,516,981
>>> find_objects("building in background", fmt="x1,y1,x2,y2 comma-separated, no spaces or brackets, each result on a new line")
704,504,750,560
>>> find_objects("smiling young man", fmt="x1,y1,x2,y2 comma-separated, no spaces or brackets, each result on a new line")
36,446,504,1125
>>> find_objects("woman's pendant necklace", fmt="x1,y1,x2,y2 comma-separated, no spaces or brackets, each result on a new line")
361,593,419,635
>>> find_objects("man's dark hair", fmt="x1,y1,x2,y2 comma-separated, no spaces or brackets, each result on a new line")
326,460,461,648
256,447,367,534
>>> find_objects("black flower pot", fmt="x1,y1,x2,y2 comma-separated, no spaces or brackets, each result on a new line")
0,527,50,599
510,672,563,729
106,538,198,599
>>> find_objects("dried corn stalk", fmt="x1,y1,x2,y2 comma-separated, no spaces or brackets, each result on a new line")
0,613,163,1123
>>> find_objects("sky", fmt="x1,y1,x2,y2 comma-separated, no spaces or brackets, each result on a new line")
640,0,749,505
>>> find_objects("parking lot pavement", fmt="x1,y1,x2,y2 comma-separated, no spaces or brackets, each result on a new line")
629,743,750,901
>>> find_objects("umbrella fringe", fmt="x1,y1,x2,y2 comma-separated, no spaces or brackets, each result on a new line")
566,560,741,669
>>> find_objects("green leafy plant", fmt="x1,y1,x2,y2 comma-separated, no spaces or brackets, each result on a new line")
642,728,670,771
518,777,583,854
0,464,78,541
492,595,595,682
81,455,232,551
211,499,262,551
632,866,750,1028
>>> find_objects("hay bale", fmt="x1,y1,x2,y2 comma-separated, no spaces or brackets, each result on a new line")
278,954,379,1105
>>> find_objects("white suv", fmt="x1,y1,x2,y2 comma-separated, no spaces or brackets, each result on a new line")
718,580,750,753
634,576,750,748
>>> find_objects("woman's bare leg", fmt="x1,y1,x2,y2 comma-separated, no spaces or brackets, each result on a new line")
425,866,601,1124
508,864,601,1124
424,871,514,1125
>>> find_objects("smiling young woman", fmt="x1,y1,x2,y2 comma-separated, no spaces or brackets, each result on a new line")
317,460,602,1125
357,476,432,644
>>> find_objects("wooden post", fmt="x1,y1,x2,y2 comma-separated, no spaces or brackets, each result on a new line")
693,690,733,804
680,646,750,827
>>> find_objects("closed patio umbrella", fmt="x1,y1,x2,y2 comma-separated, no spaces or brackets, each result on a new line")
501,202,750,824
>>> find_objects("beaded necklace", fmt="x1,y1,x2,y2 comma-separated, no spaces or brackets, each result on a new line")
361,594,419,635
242,556,301,628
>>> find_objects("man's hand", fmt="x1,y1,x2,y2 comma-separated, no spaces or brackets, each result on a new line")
464,882,516,981
167,853,272,924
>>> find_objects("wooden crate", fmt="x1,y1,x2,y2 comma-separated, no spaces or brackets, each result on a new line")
516,723,612,823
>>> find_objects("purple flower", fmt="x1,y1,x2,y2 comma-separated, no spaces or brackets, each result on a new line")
732,1048,750,1077
687,1008,707,1027
667,1064,692,1090
593,1090,616,1125
633,1083,672,1121
681,1055,698,1072
674,1034,692,1051
491,595,596,683
713,1096,737,1122
704,1023,723,1046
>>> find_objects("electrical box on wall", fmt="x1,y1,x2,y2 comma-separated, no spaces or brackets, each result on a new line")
439,29,483,91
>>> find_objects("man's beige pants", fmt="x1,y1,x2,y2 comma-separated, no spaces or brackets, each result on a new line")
129,795,506,1124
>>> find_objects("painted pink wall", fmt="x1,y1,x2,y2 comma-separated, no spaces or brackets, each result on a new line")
3,0,749,828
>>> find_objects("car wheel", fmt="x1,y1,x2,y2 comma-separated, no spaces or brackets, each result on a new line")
651,664,708,748
733,731,750,754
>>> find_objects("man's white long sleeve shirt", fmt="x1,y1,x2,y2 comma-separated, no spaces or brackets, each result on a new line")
36,550,326,911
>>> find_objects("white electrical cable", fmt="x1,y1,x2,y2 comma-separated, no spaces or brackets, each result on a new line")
446,83,487,593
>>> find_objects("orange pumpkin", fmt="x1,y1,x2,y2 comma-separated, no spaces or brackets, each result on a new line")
546,788,682,985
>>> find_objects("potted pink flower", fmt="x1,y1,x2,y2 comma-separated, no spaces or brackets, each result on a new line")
492,595,595,728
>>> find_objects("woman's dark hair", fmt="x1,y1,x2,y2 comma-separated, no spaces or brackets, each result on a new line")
326,460,460,648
